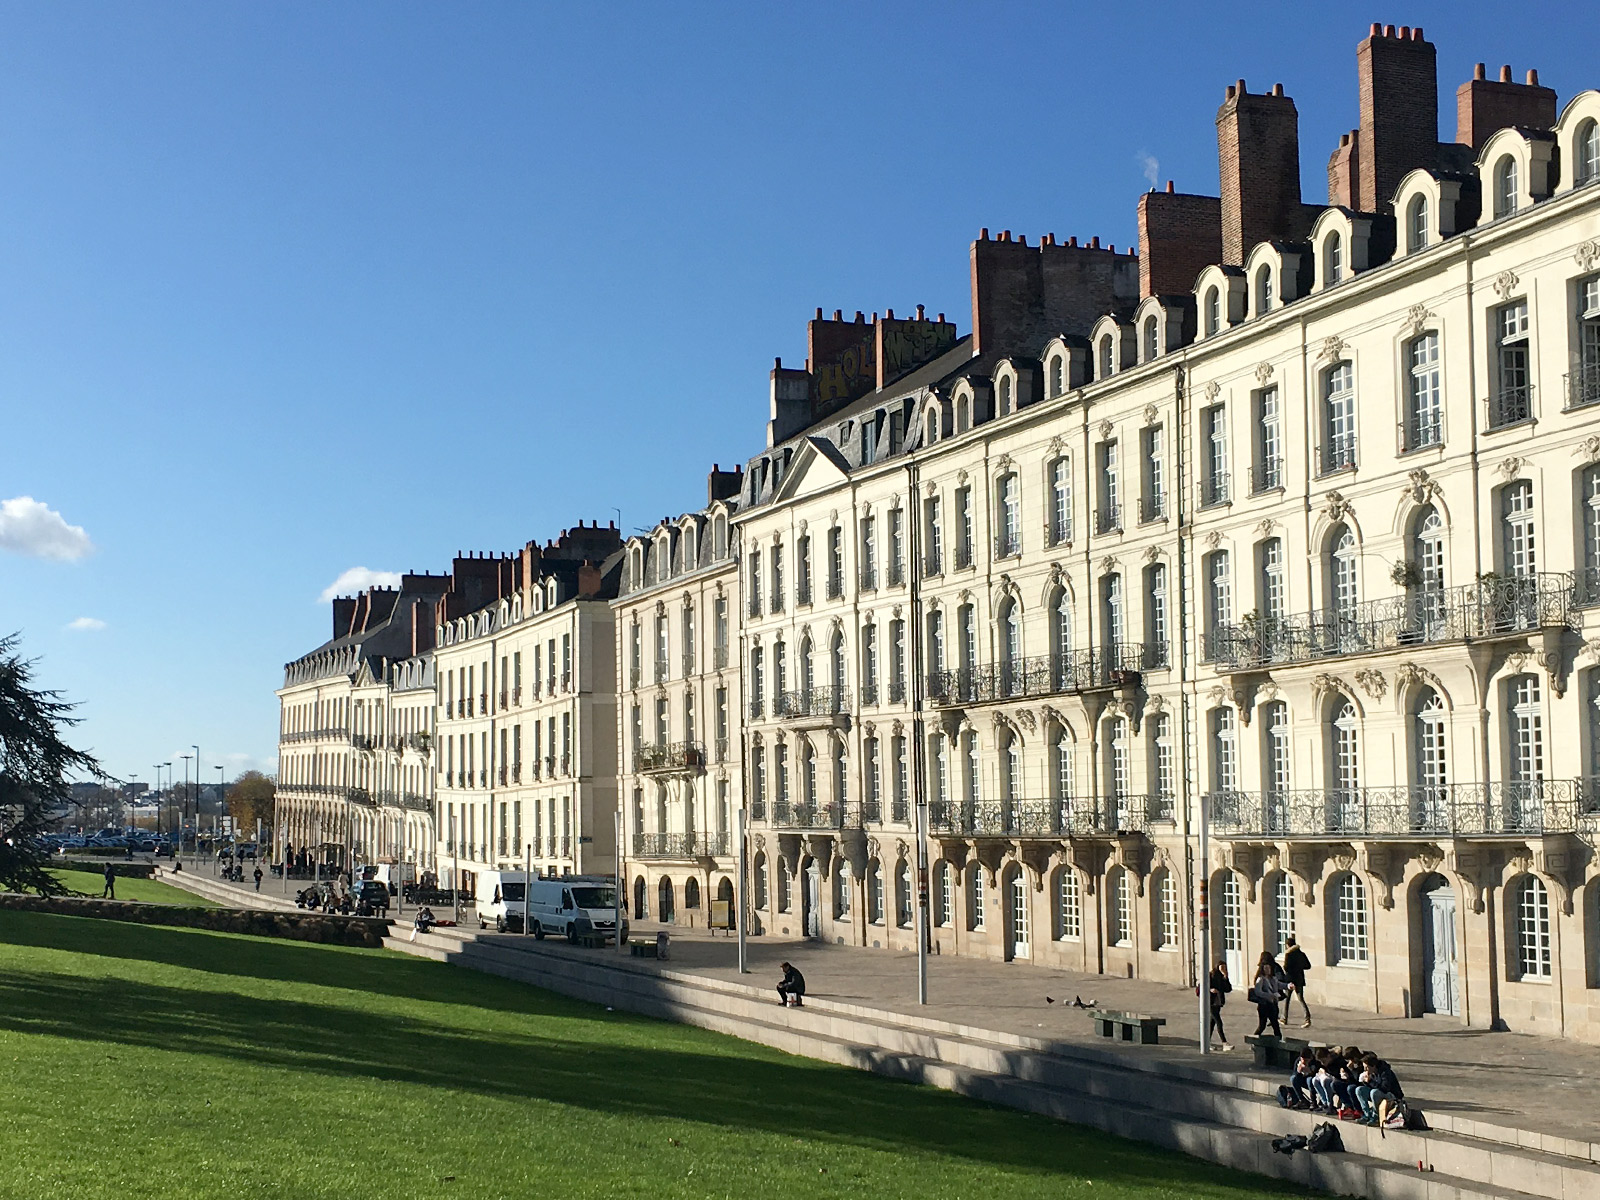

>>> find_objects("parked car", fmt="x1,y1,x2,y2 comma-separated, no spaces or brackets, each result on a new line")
354,881,390,915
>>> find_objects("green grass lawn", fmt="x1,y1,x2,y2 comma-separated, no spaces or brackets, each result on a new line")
47,868,219,907
0,912,1309,1200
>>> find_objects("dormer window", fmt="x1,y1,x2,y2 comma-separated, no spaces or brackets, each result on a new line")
1048,355,1064,396
1098,336,1113,379
1324,232,1343,286
1494,155,1519,217
925,410,938,445
1255,266,1273,315
1204,288,1220,337
1578,120,1600,186
955,393,971,433
1407,194,1429,252
1142,316,1158,361
713,513,727,558
997,375,1013,416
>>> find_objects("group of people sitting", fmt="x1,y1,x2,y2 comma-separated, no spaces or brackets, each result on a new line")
1281,1044,1407,1127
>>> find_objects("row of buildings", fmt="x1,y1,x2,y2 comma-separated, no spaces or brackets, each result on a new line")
278,24,1600,1043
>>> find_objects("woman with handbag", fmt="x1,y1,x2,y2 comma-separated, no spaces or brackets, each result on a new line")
1251,951,1287,1037
1206,960,1234,1051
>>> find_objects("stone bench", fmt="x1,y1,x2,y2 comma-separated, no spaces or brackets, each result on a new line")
629,939,658,957
1245,1033,1325,1069
1087,1009,1165,1045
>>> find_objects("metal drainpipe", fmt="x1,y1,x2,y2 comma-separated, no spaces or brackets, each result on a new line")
906,452,930,1003
1080,391,1104,977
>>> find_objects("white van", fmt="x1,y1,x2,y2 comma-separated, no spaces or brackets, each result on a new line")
525,876,624,943
475,870,529,930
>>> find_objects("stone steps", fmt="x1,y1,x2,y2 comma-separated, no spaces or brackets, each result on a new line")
382,933,1593,1200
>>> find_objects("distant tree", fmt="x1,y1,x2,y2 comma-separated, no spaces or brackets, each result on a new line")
227,770,276,832
0,633,102,895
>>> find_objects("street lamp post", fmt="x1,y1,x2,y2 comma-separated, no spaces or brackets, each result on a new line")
192,744,201,856
179,755,193,863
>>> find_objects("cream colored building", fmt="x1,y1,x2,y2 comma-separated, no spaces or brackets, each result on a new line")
614,476,744,928
732,32,1600,1043
430,527,624,906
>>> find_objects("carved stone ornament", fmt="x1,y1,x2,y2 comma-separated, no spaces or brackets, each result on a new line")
890,719,904,735
1144,693,1166,714
1204,530,1223,550
1311,673,1353,705
1254,361,1274,384
1206,684,1230,706
925,480,937,496
1256,680,1280,702
1143,544,1161,562
1492,269,1520,299
1393,662,1443,695
1581,638,1600,664
1203,380,1222,402
1099,556,1119,575
830,509,839,524
797,519,807,534
1256,518,1276,538
1577,435,1600,465
1505,651,1531,675
1319,335,1345,362
1016,708,1038,733
892,604,903,619
1576,239,1600,272
1403,302,1435,336
1098,419,1114,440
1538,650,1568,698
1496,456,1523,481
956,468,969,484
1143,403,1159,426
993,453,1014,472
1353,668,1387,700
1406,467,1439,505
654,599,666,616
860,721,875,737
1047,434,1066,455
1324,492,1352,522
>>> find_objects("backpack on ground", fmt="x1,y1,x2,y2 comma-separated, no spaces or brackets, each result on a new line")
1270,1133,1308,1156
1276,1085,1298,1108
1307,1121,1343,1153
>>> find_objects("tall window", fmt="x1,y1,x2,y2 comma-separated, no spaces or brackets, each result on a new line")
1578,120,1600,186
935,861,953,926
1048,354,1064,396
1141,425,1165,520
1109,869,1132,946
1406,194,1429,252
1494,154,1519,218
1205,551,1231,660
1142,315,1158,361
770,545,784,613
964,731,980,805
1145,563,1168,662
999,600,1021,694
955,485,974,567
888,507,904,585
1493,300,1531,426
1259,537,1286,623
1264,701,1290,829
1056,868,1082,940
1509,675,1545,789
867,860,884,924
749,646,764,716
1328,524,1359,620
1102,572,1125,654
967,867,985,931
923,496,942,576
1273,873,1297,953
932,732,948,806
1407,332,1442,448
747,549,762,617
1575,276,1600,410
1049,455,1072,544
1211,708,1238,794
1415,688,1448,829
1515,875,1552,979
1149,713,1173,817
890,619,906,702
957,603,977,675
1051,588,1073,660
1097,439,1120,531
864,735,880,806
1255,264,1273,315
827,526,844,599
1098,336,1113,380
892,733,909,821
1324,231,1343,286
796,534,811,604
1335,873,1369,964
858,516,876,589
997,374,1013,416
1330,700,1361,830
861,622,878,703
1202,403,1228,505
1220,873,1242,966
1254,385,1282,491
996,474,1020,557
1106,717,1130,826
1501,480,1537,577
1583,465,1600,602
1322,362,1356,472
1157,871,1179,950
1204,286,1221,336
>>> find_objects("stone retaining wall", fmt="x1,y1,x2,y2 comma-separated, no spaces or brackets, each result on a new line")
54,860,158,878
0,892,391,947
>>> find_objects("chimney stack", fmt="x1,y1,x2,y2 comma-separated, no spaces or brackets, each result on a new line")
1355,24,1438,211
1455,60,1557,151
1217,79,1304,264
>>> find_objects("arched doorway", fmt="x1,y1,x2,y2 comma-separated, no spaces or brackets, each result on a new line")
801,857,821,938
1005,865,1031,961
658,876,676,924
633,875,647,920
684,877,701,911
1418,873,1458,1015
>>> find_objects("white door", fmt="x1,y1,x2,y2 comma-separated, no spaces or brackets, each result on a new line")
1008,870,1031,960
1421,876,1459,1016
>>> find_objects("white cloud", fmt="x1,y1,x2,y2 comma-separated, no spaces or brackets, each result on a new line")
1137,150,1161,188
0,496,93,561
66,616,106,632
319,566,402,603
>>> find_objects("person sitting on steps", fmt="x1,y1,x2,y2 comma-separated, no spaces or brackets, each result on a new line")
776,961,806,1007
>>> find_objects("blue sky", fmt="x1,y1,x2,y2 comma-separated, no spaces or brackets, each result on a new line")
1,1,1592,785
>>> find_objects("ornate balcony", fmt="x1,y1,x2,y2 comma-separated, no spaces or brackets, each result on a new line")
1208,781,1589,839
775,687,851,718
1250,459,1284,493
1486,384,1533,429
1212,573,1576,671
1199,473,1231,508
636,740,707,775
1318,433,1358,475
1094,503,1122,535
632,831,731,859
927,645,1152,707
766,801,874,831
1565,365,1600,411
929,796,1161,838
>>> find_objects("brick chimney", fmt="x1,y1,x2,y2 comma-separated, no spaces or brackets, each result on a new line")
1217,80,1305,264
1356,24,1438,211
1456,63,1557,151
332,597,357,639
970,231,1139,357
874,308,959,390
1136,183,1222,297
707,464,743,505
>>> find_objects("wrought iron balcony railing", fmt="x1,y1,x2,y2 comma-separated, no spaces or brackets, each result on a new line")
993,531,1020,559
1250,458,1284,493
954,543,973,570
632,831,731,858
1318,434,1357,475
1404,411,1443,452
635,740,707,774
1139,494,1166,523
1094,503,1122,535
1208,780,1589,838
888,679,906,704
1487,384,1533,429
860,681,879,706
766,801,874,831
1199,473,1231,508
1212,573,1576,670
713,644,729,669
775,687,851,717
1565,364,1600,411
928,797,1160,837
926,645,1152,706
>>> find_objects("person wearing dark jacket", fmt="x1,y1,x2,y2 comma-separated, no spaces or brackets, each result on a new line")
101,865,116,899
1251,952,1288,1037
1282,936,1313,1027
1206,961,1233,1051
1355,1052,1403,1125
776,961,806,1007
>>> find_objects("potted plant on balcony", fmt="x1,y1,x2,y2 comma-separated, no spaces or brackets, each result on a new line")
1391,560,1423,589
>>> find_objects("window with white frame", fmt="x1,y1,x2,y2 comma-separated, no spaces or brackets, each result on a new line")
1048,355,1064,396
1205,550,1231,660
867,860,884,924
1407,193,1429,252
932,731,948,806
1254,385,1283,491
1219,872,1242,964
861,622,878,702
1514,874,1551,979
827,526,844,599
1328,524,1359,619
967,866,985,930
1414,689,1448,828
1202,402,1229,505
1149,713,1173,817
1101,572,1125,652
1407,331,1442,448
1324,231,1343,285
926,608,944,675
892,733,908,821
964,730,980,805
1211,707,1238,795
1098,336,1113,380
1582,465,1600,602
1143,315,1158,361
1256,264,1273,315
835,859,852,917
890,619,906,702
1056,867,1082,940
1259,537,1286,623
1052,587,1073,660
1097,438,1120,531
1273,873,1297,952
1509,674,1545,789
1263,701,1290,828
1334,872,1369,964
1501,480,1537,577
1204,287,1220,336
858,516,875,589
887,506,904,585
1494,154,1519,218
1049,455,1072,544
923,496,942,576
954,485,974,568
996,474,1020,557
796,534,811,604
864,735,880,805
1578,120,1600,186
935,861,953,926
1492,300,1531,426
1141,424,1165,520
1106,716,1131,825
1145,562,1168,661
1052,727,1074,806
998,374,1013,416
770,545,784,613
1322,362,1356,472
1574,276,1600,409
1110,868,1133,946
747,549,762,617
957,603,976,675
1157,871,1179,949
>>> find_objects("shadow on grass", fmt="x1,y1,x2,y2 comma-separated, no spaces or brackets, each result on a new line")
0,911,1300,1194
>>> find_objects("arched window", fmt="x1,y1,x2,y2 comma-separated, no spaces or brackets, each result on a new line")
1001,732,1021,803
776,858,791,912
963,730,979,805
753,852,768,910
867,859,884,924
1494,154,1519,218
1218,872,1242,971
1513,874,1551,979
633,875,648,919
999,599,1021,695
966,865,985,931
897,858,913,926
834,859,851,917
955,394,971,434
1204,287,1221,336
1501,480,1537,578
1055,866,1082,940
925,410,938,445
1211,707,1238,794
1414,687,1448,830
1109,867,1133,946
1271,872,1297,952
1098,336,1114,379
934,860,953,926
1582,465,1600,603
1255,264,1273,315
684,877,700,909
1407,193,1430,252
1142,315,1159,361
713,513,727,557
830,632,846,701
1051,587,1073,661
1148,713,1173,816
1324,231,1344,285
1153,869,1179,950
1329,699,1361,831
1327,523,1359,619
1578,120,1600,187
1508,675,1545,825
998,374,1013,416
1333,872,1369,964
1047,355,1064,397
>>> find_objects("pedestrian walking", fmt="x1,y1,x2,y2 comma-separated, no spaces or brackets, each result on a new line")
253,865,263,892
1283,936,1313,1027
1251,951,1288,1038
1206,960,1234,1051
101,865,116,900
